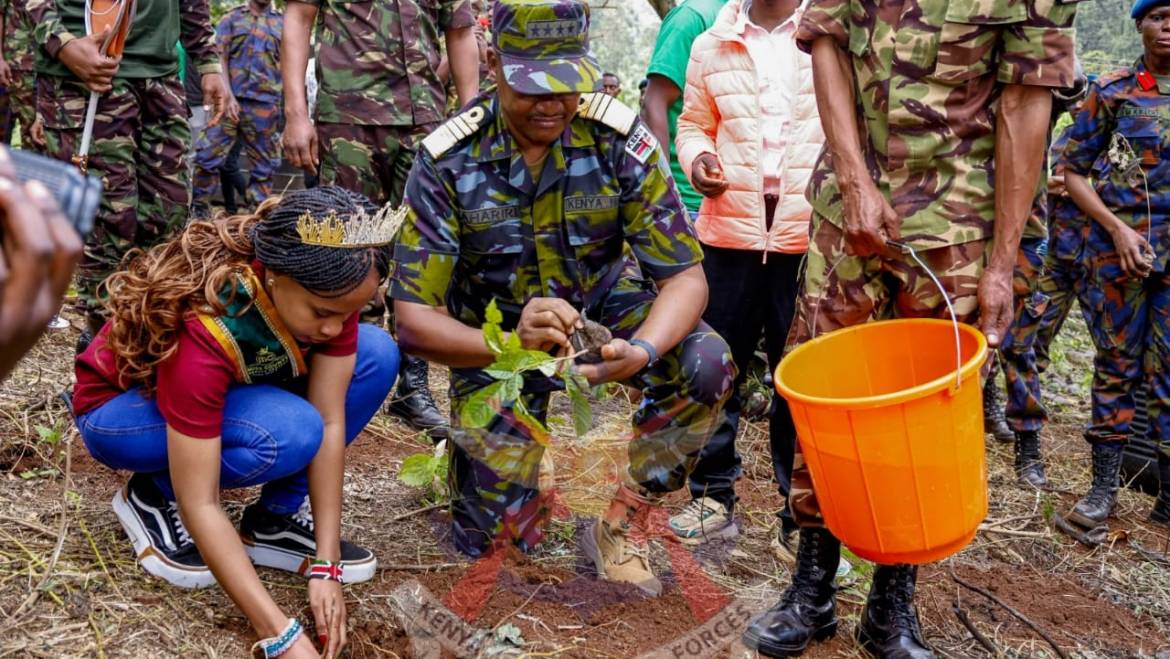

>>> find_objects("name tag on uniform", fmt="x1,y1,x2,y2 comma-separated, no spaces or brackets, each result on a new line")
1118,106,1169,120
463,205,520,226
565,195,620,213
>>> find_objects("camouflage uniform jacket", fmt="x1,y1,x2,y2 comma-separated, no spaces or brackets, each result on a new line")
391,92,702,385
1046,125,1087,263
294,0,474,126
1058,59,1170,272
218,4,282,104
31,0,220,78
794,0,1081,249
1,0,35,71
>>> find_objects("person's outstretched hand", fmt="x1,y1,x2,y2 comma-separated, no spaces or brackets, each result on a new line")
0,147,83,381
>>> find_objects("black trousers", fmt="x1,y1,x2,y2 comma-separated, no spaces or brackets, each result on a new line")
688,229,801,529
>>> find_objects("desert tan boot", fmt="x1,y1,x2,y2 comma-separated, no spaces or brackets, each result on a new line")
581,484,662,596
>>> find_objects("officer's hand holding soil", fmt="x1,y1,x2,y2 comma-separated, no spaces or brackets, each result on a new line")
57,28,121,93
517,297,582,352
0,148,83,382
691,153,729,198
575,339,653,386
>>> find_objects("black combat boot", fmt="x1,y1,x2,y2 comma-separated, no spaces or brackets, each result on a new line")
385,355,449,440
1067,442,1123,528
1149,452,1170,525
857,564,934,659
219,166,247,214
1013,430,1048,488
742,528,840,657
983,376,1013,443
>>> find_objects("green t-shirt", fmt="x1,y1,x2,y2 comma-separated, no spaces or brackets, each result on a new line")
36,0,195,79
646,0,728,214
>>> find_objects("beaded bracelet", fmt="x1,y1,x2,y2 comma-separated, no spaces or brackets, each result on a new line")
308,558,344,582
250,618,302,659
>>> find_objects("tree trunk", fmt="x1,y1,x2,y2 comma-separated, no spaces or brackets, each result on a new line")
645,0,675,18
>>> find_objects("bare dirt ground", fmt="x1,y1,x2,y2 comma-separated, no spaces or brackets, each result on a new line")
1,306,1168,658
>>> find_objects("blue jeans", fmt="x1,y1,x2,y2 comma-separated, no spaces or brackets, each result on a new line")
77,325,399,513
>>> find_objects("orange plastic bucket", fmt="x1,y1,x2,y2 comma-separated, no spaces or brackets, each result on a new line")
775,318,989,565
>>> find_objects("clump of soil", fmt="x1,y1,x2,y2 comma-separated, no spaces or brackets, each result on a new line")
571,320,612,364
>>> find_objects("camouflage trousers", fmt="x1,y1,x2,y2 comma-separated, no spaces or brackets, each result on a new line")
317,122,434,323
447,278,736,557
0,71,36,148
191,99,282,209
1000,238,1092,432
1082,242,1170,448
786,215,986,531
316,122,433,206
37,75,190,319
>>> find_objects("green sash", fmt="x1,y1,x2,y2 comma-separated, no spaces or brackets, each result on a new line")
196,268,306,384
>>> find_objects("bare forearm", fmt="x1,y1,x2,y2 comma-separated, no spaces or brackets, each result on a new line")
446,26,479,106
182,501,288,636
282,3,316,121
991,85,1052,275
642,76,679,152
1066,172,1126,235
395,301,496,368
635,265,707,355
308,424,345,562
810,37,867,186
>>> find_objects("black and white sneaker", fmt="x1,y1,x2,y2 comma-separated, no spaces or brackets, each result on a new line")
239,498,376,584
111,473,216,589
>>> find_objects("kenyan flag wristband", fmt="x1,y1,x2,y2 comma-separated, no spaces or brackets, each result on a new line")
308,558,343,582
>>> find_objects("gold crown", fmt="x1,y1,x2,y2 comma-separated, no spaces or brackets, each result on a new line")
295,204,410,248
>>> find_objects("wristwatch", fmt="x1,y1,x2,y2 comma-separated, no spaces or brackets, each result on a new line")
629,338,659,369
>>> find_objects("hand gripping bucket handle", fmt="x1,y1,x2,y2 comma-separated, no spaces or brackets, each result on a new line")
810,240,967,393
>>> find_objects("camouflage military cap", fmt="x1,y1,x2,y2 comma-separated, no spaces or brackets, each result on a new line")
492,0,602,95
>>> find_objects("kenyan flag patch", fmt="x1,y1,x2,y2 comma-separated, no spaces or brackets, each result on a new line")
625,124,657,165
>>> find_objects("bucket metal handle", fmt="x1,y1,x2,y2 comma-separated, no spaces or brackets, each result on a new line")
808,240,966,393
886,241,964,393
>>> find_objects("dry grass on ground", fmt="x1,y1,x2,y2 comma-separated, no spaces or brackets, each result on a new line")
0,308,1168,658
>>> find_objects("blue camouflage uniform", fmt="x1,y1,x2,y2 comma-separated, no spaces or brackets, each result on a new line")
391,92,736,556
1002,126,1095,432
192,4,283,209
1058,59,1170,454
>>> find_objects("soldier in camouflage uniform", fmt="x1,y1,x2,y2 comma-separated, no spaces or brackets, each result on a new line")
391,0,734,596
1059,0,1170,530
31,0,227,338
0,0,36,148
283,0,480,436
741,1,1080,657
999,122,1097,489
191,0,283,214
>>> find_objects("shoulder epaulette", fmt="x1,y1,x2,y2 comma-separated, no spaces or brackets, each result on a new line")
1096,68,1132,89
577,92,637,136
422,104,491,158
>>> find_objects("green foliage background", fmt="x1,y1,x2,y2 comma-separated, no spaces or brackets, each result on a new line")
1075,0,1144,77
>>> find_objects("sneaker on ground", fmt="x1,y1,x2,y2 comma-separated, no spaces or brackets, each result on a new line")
239,498,377,584
668,496,738,545
111,473,216,589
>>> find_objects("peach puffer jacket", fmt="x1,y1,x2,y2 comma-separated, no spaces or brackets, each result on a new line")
676,0,822,255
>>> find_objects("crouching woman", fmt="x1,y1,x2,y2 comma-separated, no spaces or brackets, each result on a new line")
72,187,401,658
